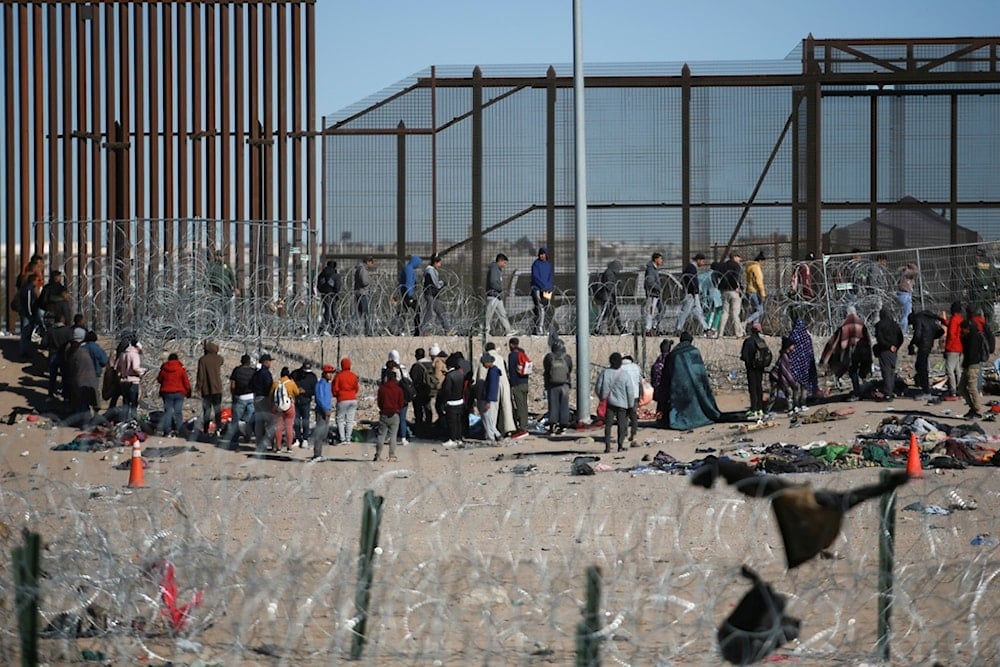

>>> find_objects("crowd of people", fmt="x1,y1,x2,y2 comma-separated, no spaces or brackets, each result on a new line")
11,246,1000,459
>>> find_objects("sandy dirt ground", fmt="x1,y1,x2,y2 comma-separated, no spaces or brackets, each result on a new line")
0,332,998,666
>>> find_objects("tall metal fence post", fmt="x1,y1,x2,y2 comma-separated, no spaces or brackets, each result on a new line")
576,565,602,666
876,470,898,662
351,489,384,660
14,528,41,667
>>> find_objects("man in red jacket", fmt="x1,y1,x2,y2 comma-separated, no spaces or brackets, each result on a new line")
375,369,405,462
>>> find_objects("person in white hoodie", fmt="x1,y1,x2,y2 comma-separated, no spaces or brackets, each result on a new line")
114,338,146,420
596,352,637,453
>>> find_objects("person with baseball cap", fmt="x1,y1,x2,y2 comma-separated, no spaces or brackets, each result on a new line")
310,364,337,460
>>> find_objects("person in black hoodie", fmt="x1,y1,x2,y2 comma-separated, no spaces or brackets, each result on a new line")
440,352,467,445
873,307,904,400
907,310,945,397
594,259,625,334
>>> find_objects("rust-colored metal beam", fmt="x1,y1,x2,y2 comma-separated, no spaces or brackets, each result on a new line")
4,3,15,320
306,1,316,251
32,4,44,253
191,2,203,218
204,2,217,227
18,4,30,262
47,3,59,265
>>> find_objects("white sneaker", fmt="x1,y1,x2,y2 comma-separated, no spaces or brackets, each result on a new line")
401,438,410,446
798,406,809,413
442,439,459,448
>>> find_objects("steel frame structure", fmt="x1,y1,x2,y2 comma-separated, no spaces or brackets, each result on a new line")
324,36,1000,290
2,0,317,332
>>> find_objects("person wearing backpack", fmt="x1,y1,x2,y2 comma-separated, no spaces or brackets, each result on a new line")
740,322,769,420
271,366,301,454
507,337,531,434
290,361,318,447
408,348,433,430
543,338,573,434
316,260,342,335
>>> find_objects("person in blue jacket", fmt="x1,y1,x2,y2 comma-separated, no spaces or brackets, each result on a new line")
311,364,335,460
396,255,423,335
478,353,502,443
531,247,554,336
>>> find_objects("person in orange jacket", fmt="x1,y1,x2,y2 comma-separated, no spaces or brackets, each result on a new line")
332,357,359,443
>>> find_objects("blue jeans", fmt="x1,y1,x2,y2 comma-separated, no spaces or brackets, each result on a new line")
19,316,34,357
675,293,708,333
226,396,255,447
121,383,140,420
897,291,913,331
159,392,185,434
745,293,764,325
397,405,410,439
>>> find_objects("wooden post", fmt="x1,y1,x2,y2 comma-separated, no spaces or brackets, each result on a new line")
576,565,602,666
351,489,384,659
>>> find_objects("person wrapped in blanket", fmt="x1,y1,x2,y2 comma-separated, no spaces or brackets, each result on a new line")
821,306,873,400
659,332,721,429
770,336,807,416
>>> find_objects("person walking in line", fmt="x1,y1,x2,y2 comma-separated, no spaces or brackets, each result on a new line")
195,340,224,436
621,354,643,445
374,368,404,462
290,361,318,447
675,253,714,337
595,352,636,453
739,322,768,419
332,357,360,444
897,261,918,331
353,255,376,336
395,255,423,336
716,252,744,338
420,254,455,335
873,307,903,401
744,251,767,326
316,260,342,335
942,301,964,398
530,247,554,336
156,352,192,437
311,364,336,460
484,253,513,336
226,354,257,450
507,337,531,434
643,252,664,336
271,366,301,454
594,259,625,335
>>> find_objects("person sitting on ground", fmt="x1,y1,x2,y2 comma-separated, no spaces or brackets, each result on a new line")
771,336,806,415
660,332,721,430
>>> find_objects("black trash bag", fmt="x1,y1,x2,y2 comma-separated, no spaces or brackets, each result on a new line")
717,565,800,665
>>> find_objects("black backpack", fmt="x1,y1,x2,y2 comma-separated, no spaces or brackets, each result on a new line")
750,337,773,371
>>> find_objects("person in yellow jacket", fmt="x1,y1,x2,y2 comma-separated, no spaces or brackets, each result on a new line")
744,251,767,327
270,366,302,453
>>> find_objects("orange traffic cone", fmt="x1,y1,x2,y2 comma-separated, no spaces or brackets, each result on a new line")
906,432,922,479
128,438,146,488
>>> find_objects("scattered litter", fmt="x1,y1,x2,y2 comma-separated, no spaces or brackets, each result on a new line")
572,456,599,476
510,464,538,475
20,451,28,456
903,502,951,515
947,490,977,510
970,534,998,547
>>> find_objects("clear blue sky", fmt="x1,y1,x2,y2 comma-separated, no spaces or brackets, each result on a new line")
315,0,1000,116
